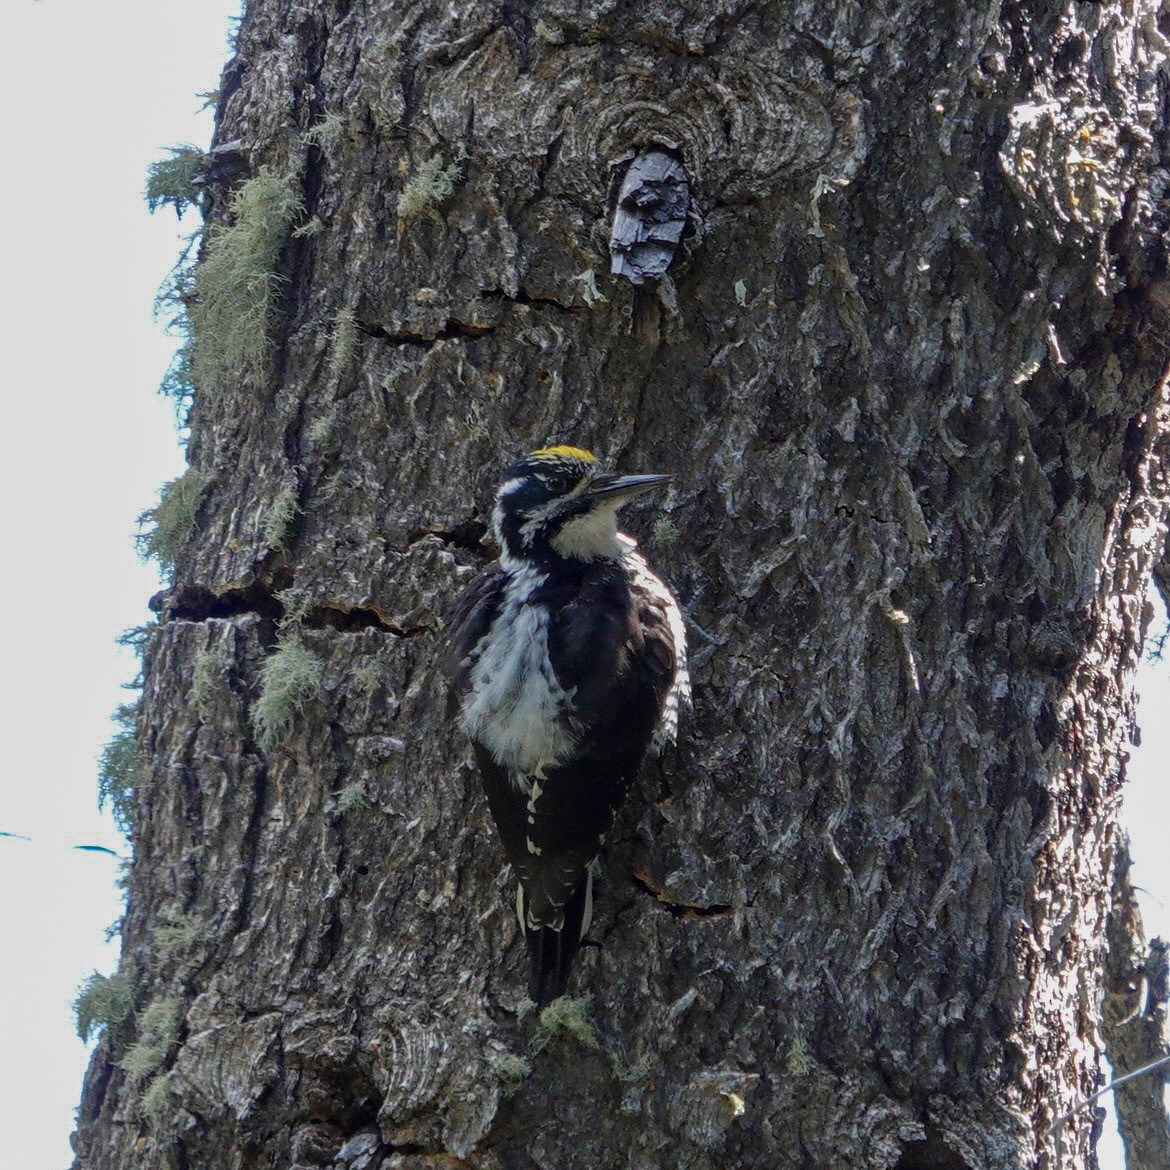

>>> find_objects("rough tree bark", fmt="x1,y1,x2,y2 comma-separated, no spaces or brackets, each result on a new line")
74,1,1170,1168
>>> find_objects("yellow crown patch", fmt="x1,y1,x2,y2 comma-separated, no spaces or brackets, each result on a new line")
530,445,597,463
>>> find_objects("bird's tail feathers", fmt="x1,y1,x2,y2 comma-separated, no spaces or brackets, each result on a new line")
522,873,593,1008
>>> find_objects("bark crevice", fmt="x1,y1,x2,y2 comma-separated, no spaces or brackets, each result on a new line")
358,317,495,347
154,582,431,637
305,602,433,638
478,286,578,313
631,870,736,920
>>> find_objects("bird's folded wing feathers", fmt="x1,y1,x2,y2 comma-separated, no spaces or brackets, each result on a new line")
444,567,506,715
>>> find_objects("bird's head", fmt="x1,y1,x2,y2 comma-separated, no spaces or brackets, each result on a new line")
491,445,671,566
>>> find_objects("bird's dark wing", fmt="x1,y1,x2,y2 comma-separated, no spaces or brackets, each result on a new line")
628,569,684,731
459,559,683,1005
473,742,530,884
444,567,507,717
473,743,591,1005
521,563,681,903
477,738,625,1006
506,735,650,1006
543,561,679,754
509,565,681,1002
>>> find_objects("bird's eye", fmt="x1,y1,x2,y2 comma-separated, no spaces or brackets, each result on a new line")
536,471,571,493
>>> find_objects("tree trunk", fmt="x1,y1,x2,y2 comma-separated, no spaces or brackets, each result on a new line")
74,2,1170,1168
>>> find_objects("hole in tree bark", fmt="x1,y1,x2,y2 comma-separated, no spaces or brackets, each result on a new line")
894,1136,971,1170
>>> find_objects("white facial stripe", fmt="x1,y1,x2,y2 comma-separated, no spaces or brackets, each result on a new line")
495,465,616,558
495,476,526,501
493,477,534,554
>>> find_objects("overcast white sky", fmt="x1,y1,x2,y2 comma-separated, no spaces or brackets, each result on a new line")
0,2,238,1164
0,2,1164,1167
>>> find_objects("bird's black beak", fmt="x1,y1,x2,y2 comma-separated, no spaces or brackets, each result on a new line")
587,473,672,504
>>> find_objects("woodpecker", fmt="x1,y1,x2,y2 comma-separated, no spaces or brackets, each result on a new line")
445,445,689,1006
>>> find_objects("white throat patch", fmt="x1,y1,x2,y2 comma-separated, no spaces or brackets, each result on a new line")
550,503,623,561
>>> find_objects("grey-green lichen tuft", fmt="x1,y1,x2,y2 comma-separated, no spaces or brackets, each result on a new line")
488,1050,532,1094
74,969,135,1044
350,661,382,701
137,468,212,572
328,305,359,376
335,782,369,814
785,1033,810,1076
154,914,203,956
305,111,347,155
535,995,601,1050
650,516,679,550
191,649,218,716
306,408,337,444
190,169,303,393
251,636,324,754
97,700,142,836
138,1072,175,1129
262,483,300,550
119,997,184,1081
145,146,205,218
293,215,324,239
534,18,566,44
397,155,462,219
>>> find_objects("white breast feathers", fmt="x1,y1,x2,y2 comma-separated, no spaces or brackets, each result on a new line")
460,567,579,776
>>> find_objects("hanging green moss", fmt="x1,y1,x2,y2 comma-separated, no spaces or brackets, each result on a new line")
397,155,462,219
251,636,324,754
114,622,156,694
145,146,205,218
136,468,212,572
190,170,304,394
119,997,184,1081
73,969,134,1044
158,337,196,406
152,231,202,407
97,700,142,836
